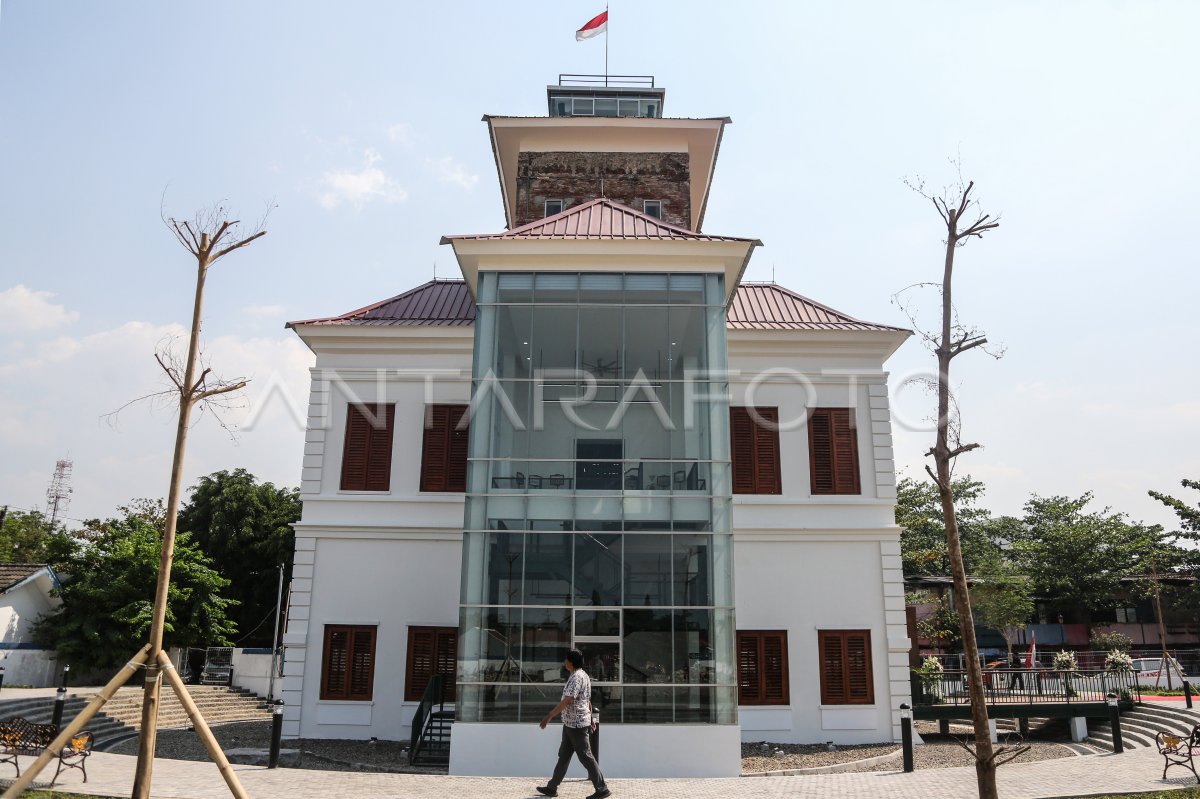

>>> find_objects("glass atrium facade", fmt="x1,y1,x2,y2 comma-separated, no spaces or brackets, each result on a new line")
457,271,736,724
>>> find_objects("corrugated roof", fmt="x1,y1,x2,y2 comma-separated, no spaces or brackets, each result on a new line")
0,564,50,593
440,198,757,243
289,279,904,333
287,280,476,328
727,283,909,332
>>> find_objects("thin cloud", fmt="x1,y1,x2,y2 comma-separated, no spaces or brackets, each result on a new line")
0,285,80,333
243,304,286,318
387,123,414,146
317,149,407,210
427,156,479,191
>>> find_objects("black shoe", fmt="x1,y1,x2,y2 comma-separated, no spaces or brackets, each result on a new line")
587,789,611,799
535,787,558,797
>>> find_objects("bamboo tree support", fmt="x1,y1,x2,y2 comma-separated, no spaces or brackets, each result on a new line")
156,649,249,799
0,645,152,798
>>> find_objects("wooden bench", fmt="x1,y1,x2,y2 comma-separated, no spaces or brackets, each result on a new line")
1156,724,1200,784
0,717,94,785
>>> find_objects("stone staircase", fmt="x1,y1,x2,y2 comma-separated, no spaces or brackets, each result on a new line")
1089,702,1200,751
0,686,272,753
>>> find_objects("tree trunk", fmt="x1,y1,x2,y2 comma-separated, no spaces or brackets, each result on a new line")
935,211,998,799
131,245,211,799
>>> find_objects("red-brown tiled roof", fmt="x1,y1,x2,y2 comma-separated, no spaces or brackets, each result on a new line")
440,198,758,243
0,564,52,593
286,280,475,328
727,283,909,332
289,279,904,333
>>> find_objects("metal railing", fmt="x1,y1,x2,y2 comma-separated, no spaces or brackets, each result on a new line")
409,674,446,764
912,669,1141,707
558,74,656,88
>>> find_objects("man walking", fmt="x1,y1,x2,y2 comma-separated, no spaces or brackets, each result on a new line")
537,649,610,799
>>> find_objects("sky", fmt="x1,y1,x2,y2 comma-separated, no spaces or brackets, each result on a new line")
1,2,1197,531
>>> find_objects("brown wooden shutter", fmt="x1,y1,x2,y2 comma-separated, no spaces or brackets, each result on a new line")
761,631,789,703
819,629,873,705
420,405,470,492
730,407,781,495
753,407,782,494
321,625,376,701
736,631,762,704
736,630,789,705
405,626,458,702
341,404,394,491
809,408,860,495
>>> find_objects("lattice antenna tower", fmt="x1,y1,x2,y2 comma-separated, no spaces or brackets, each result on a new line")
46,459,73,528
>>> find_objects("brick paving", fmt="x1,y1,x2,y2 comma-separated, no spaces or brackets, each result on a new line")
28,746,1200,799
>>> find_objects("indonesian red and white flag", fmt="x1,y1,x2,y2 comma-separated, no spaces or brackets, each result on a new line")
1025,633,1037,669
576,10,608,41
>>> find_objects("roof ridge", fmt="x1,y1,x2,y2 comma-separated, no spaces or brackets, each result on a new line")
286,279,444,327
739,282,871,325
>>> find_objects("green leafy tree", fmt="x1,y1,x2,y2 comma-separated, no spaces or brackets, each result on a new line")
917,597,963,650
1009,494,1150,622
177,469,300,646
1089,629,1133,653
33,509,237,673
1149,478,1200,538
0,508,76,567
970,562,1034,658
896,475,1000,576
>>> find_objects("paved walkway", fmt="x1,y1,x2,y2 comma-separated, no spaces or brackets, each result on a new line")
23,746,1200,799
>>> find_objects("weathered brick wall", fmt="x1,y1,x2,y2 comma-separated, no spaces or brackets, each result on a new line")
515,151,691,229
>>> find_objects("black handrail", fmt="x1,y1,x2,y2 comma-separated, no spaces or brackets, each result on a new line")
912,668,1141,706
409,674,446,763
557,74,656,88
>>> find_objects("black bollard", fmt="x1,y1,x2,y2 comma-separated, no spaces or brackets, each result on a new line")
51,686,66,730
1185,681,1193,710
0,666,5,696
268,701,284,768
1106,693,1123,754
900,703,914,773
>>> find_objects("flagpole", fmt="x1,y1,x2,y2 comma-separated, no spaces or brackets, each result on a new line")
605,2,609,83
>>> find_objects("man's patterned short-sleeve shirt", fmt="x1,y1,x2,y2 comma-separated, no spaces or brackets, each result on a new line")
561,669,592,728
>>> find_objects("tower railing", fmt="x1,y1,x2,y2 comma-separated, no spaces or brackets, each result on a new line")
557,74,656,89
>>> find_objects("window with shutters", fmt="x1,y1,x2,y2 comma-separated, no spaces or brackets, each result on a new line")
420,404,470,493
818,629,874,705
320,625,377,701
808,408,861,495
405,626,458,703
340,403,395,492
729,407,781,495
736,630,789,705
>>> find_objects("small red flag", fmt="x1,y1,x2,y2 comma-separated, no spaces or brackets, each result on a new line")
576,10,608,41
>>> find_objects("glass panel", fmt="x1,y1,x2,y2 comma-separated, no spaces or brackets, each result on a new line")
496,272,534,303
457,683,482,722
592,685,621,722
573,532,622,606
711,608,736,685
577,641,620,683
476,684,521,721
534,273,578,303
669,305,704,377
522,607,570,682
471,607,522,682
623,686,672,722
580,273,624,303
575,438,623,490
483,531,525,605
623,609,673,683
551,97,571,117
580,306,623,379
674,610,716,683
523,532,572,605
673,535,712,606
618,99,639,117
625,274,670,304
623,534,672,606
520,684,566,722
530,305,577,372
594,98,618,117
670,274,706,305
573,97,594,116
486,379,529,461
625,307,669,380
575,609,621,637
674,687,718,723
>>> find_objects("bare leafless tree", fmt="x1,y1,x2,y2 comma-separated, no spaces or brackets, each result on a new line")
895,172,1013,799
130,205,267,799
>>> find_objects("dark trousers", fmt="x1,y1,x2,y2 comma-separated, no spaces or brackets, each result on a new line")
548,725,606,791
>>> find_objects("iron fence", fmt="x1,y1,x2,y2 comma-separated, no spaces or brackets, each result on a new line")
912,668,1141,707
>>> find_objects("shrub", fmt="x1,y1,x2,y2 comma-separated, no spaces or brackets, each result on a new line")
1052,650,1079,672
1105,650,1134,673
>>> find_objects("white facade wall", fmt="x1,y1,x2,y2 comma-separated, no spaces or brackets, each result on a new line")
285,315,910,763
0,573,62,687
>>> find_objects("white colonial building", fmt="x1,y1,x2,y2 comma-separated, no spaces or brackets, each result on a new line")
281,77,911,778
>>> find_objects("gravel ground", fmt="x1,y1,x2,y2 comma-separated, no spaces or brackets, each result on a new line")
113,719,1076,776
